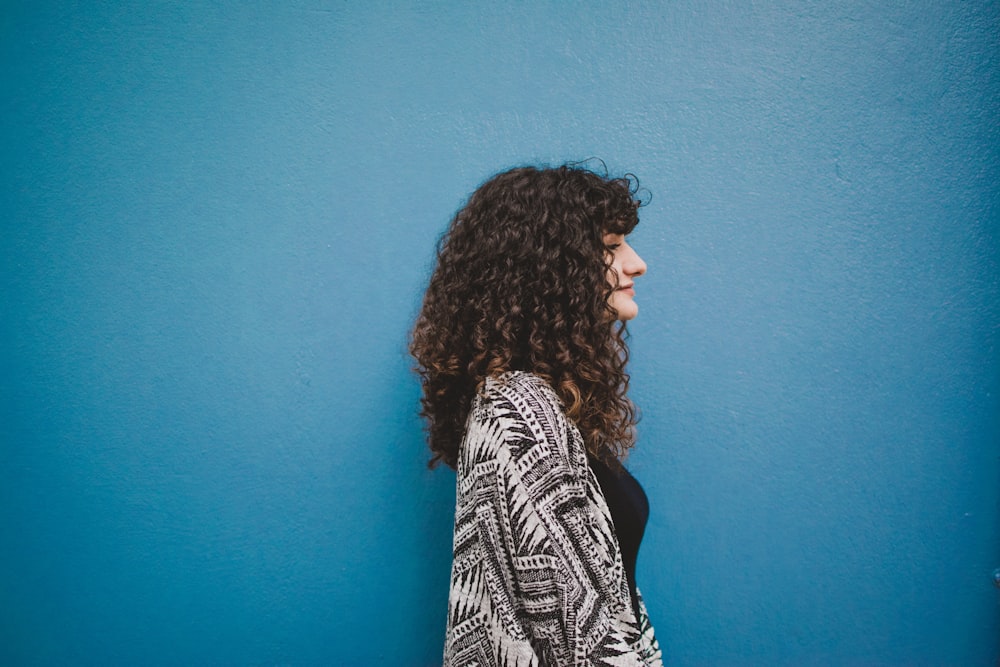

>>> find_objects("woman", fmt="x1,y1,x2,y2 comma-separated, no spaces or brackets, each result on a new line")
411,164,662,665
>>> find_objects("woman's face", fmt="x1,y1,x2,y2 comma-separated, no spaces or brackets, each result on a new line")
604,232,647,321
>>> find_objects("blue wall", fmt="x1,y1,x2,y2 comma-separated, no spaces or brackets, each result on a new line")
2,2,997,665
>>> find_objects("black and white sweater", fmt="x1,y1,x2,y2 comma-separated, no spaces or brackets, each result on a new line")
444,371,662,666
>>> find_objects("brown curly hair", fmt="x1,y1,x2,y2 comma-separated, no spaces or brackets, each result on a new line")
410,163,644,469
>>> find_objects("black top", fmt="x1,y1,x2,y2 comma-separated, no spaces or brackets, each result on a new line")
588,454,649,621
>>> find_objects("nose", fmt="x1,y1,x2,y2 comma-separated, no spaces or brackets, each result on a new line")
624,244,646,277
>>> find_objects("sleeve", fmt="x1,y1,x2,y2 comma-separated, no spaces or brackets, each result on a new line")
452,375,656,666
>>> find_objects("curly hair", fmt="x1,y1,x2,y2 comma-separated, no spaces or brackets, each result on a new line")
410,163,644,469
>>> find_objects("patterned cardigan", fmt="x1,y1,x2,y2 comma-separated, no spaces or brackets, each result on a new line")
444,371,663,666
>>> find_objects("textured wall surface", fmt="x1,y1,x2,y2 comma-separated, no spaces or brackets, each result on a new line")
2,2,997,665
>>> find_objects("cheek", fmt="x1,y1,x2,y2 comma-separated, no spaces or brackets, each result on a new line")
606,261,622,285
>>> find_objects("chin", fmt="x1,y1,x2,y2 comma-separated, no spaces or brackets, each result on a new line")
612,298,638,321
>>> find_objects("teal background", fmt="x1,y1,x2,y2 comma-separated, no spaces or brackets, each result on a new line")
2,2,998,665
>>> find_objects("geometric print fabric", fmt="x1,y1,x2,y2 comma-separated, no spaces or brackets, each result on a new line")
443,372,663,666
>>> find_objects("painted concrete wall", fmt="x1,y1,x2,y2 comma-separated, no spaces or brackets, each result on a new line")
2,2,997,665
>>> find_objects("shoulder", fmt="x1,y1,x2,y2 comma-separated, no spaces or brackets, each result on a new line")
481,370,562,412
463,371,582,474
478,372,567,440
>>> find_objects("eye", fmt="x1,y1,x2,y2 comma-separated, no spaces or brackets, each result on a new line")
603,232,625,251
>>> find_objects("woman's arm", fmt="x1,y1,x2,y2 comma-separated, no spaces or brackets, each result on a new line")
445,372,661,666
